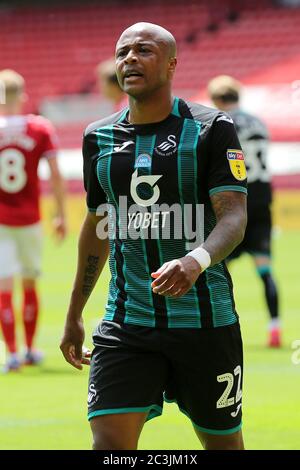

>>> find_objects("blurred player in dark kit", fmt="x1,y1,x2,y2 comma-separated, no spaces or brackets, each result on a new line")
208,75,281,348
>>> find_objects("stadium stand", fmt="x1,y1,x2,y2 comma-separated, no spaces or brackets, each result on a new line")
0,0,299,145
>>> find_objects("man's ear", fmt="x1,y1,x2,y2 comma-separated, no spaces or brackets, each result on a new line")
168,57,177,77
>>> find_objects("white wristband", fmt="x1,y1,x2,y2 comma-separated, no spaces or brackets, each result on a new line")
185,246,211,271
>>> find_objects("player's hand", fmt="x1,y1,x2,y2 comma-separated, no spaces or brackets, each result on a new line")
52,215,67,241
60,317,85,370
81,345,92,366
151,256,202,298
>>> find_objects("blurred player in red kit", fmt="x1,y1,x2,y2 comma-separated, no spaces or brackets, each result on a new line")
0,69,66,372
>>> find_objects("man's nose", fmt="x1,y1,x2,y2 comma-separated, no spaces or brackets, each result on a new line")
124,50,138,63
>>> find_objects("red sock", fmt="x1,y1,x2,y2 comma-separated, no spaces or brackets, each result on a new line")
23,289,39,350
0,291,17,353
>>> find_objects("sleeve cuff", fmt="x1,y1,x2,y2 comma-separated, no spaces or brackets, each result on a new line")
209,185,247,197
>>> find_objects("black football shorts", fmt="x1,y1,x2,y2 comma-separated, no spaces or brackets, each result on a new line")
87,320,243,435
228,204,272,260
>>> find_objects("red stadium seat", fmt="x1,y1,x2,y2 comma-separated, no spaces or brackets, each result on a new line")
1,0,299,146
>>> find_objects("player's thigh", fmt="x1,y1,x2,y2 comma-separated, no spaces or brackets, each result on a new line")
164,323,244,441
194,428,244,450
88,321,169,448
90,411,148,450
0,224,20,280
16,222,43,279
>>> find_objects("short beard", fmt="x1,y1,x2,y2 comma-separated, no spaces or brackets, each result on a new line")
124,81,166,101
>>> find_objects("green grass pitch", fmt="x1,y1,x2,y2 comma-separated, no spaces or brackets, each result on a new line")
0,229,299,449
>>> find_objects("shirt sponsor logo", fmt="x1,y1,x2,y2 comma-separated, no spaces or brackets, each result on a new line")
227,149,247,181
130,169,162,207
135,153,151,168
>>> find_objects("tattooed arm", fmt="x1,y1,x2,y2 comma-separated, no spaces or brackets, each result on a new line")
151,192,247,298
60,211,109,369
203,191,247,265
70,211,109,308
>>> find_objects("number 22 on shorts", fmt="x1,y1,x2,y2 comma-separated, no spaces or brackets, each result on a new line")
216,365,242,412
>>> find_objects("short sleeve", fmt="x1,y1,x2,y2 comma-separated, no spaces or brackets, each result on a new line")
40,118,59,159
207,114,247,197
83,132,107,212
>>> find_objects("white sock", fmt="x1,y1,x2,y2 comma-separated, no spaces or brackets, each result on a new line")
269,318,280,330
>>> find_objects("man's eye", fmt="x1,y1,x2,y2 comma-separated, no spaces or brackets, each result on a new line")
117,50,126,58
140,48,150,53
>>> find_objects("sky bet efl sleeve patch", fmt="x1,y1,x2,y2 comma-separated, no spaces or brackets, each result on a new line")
227,149,247,181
